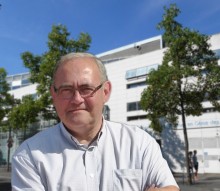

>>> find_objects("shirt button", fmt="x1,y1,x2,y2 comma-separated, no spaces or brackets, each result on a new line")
90,173,94,178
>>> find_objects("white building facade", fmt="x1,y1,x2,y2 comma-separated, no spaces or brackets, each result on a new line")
97,33,220,174
2,33,220,173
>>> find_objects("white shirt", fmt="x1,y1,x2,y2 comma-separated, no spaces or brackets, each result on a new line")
12,120,178,191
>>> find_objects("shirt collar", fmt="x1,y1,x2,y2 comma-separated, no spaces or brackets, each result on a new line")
59,118,106,150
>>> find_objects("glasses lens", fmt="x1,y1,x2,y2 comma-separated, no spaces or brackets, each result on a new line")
79,87,95,97
59,87,73,99
56,83,103,99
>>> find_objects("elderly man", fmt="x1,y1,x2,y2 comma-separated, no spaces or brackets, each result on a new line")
12,53,179,191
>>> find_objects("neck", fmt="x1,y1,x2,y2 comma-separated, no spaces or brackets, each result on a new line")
77,129,101,145
64,118,103,145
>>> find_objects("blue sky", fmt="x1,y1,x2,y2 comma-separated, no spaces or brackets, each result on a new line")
0,0,220,75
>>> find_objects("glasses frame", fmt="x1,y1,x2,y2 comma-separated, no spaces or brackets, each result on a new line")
53,83,104,99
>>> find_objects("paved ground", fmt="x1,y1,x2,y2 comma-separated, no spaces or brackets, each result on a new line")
1,166,220,190
175,173,220,191
0,166,11,191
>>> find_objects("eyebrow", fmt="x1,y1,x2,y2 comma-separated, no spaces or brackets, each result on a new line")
57,83,94,89
57,84,73,89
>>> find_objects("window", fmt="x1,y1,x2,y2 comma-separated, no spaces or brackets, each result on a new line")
214,49,220,59
126,69,137,79
22,73,30,80
125,64,158,80
13,75,22,81
127,101,141,111
127,115,147,121
127,81,146,89
6,76,13,83
32,93,38,100
136,67,148,77
22,79,31,86
203,107,217,113
103,105,110,120
12,85,21,90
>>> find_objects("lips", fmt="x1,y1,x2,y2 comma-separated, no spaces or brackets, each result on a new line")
68,108,85,113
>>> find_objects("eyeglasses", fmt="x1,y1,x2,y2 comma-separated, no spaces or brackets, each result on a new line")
53,83,104,99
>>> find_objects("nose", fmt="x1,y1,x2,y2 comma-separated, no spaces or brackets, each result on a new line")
70,90,84,104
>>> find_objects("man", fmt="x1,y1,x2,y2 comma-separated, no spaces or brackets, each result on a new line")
12,53,179,191
192,150,199,180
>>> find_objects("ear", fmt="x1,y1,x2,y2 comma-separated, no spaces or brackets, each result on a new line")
50,85,56,101
103,81,112,103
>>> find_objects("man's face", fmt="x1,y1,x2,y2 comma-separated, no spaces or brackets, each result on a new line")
51,57,111,134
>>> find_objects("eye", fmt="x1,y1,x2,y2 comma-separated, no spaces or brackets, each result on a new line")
59,87,73,95
79,87,94,95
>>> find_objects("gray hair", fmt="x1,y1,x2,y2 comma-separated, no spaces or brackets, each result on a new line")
52,52,108,83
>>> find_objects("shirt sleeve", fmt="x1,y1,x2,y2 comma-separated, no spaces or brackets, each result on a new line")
11,142,46,191
140,132,179,190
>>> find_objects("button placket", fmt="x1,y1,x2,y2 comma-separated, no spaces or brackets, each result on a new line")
85,148,98,190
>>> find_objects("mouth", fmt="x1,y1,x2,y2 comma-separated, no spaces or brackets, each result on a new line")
68,108,85,113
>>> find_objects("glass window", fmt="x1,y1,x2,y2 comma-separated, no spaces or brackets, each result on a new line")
6,76,13,83
22,73,30,80
32,93,38,100
103,105,110,120
136,67,148,77
22,79,30,86
13,75,22,81
127,81,146,89
12,85,21,90
214,49,220,58
125,70,137,79
125,64,159,80
203,107,216,113
127,115,147,121
127,102,137,111
149,64,158,72
127,101,142,111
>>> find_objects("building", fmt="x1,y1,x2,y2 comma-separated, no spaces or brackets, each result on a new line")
1,33,220,173
97,33,220,174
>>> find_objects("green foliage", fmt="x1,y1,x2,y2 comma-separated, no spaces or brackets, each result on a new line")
140,3,220,184
21,24,91,121
0,68,17,124
140,4,220,132
141,63,181,132
0,68,8,122
8,95,40,130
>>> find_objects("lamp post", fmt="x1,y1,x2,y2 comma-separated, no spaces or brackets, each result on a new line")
7,126,13,171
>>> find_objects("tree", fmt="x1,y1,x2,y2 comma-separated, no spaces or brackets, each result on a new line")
21,24,91,121
0,68,20,171
8,95,40,141
140,4,220,184
0,68,9,122
0,68,16,124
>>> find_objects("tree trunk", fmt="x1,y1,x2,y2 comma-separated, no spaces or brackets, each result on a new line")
180,100,191,184
7,126,12,172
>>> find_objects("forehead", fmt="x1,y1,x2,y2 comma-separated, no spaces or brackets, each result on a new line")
54,57,101,82
60,57,98,70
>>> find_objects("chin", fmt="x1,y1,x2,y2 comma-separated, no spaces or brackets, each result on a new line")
67,112,88,123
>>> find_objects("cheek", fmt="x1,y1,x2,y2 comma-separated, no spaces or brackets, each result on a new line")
82,97,95,110
54,100,68,113
83,99,94,111
87,97,104,112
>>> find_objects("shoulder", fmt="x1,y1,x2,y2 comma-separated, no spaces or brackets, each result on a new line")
105,120,156,145
27,124,60,145
13,124,61,157
105,120,150,134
